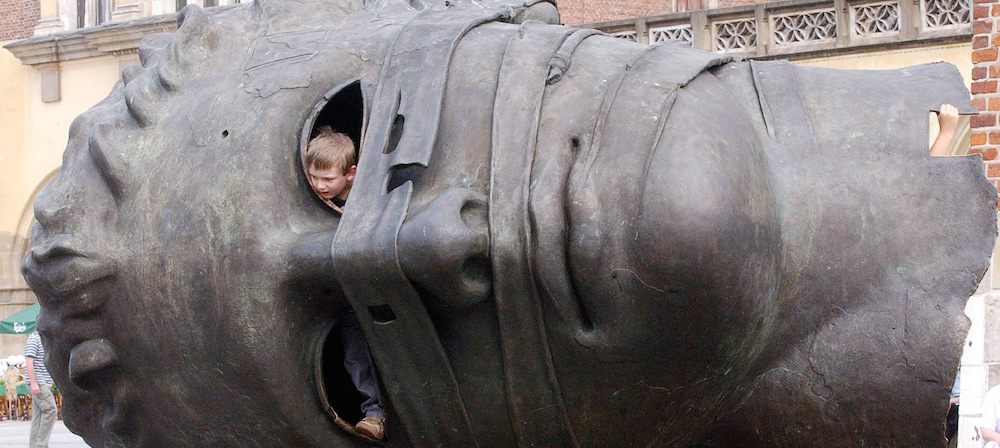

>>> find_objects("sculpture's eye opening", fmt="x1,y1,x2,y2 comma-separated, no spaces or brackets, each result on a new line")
309,81,363,153
300,81,365,209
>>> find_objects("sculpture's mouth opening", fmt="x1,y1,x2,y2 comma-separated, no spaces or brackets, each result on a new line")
317,322,367,426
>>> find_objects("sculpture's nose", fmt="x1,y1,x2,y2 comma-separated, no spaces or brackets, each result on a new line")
397,188,491,308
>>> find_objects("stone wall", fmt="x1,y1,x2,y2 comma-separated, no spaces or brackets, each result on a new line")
0,232,34,359
959,292,1000,448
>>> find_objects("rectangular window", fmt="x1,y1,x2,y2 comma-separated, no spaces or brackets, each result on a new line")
77,0,86,27
97,0,112,24
176,0,187,11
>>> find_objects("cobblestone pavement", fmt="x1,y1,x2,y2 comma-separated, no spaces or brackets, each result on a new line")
0,420,91,447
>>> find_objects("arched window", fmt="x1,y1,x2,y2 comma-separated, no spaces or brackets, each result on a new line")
14,169,60,268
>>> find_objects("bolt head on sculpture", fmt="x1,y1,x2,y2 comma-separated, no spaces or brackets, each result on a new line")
21,0,996,447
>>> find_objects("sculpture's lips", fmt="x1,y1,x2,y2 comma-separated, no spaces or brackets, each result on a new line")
68,339,119,390
29,236,98,262
99,381,143,447
23,235,115,308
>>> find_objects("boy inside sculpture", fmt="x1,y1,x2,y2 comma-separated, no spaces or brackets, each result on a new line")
305,126,386,441
307,126,358,214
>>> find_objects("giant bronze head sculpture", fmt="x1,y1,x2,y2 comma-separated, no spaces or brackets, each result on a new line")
21,0,996,446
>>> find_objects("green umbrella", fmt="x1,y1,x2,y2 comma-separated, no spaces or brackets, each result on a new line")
1,302,39,334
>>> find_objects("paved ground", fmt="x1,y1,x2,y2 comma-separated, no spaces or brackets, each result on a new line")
0,420,91,447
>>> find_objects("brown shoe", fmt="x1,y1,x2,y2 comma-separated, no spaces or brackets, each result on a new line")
356,416,385,440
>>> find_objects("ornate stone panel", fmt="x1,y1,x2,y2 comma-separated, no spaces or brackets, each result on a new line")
714,18,757,52
772,9,837,46
922,0,971,29
852,1,900,36
650,24,694,45
611,30,638,41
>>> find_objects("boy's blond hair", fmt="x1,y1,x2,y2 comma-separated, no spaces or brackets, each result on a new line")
306,126,356,173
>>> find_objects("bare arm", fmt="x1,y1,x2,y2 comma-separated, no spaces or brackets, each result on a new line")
983,427,1000,443
930,103,960,157
25,357,40,395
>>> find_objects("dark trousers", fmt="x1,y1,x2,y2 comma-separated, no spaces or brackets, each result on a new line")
945,403,959,442
339,310,385,419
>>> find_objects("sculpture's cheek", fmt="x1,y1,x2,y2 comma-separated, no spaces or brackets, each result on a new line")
631,119,781,365
544,71,785,446
564,74,782,370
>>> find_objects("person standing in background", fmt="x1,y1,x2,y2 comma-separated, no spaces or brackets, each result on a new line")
946,370,960,448
980,384,1000,448
25,332,57,448
3,358,20,420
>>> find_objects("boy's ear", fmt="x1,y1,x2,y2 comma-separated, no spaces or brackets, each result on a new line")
346,165,357,181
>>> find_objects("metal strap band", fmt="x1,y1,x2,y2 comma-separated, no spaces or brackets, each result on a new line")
490,21,580,448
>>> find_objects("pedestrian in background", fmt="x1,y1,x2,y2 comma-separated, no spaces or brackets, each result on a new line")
979,384,1000,448
3,358,21,420
25,332,57,448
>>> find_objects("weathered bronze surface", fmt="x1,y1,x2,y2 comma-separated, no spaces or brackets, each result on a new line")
21,0,996,446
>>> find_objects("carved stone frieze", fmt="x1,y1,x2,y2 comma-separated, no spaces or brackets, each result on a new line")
714,17,757,52
852,1,900,36
772,9,837,46
650,24,693,45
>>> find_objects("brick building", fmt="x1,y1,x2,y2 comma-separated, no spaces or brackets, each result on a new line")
0,0,38,41
558,0,766,25
974,1,1000,177
967,7,1000,446
559,0,679,25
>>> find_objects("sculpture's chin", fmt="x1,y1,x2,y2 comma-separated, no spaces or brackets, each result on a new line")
40,337,130,447
51,369,121,447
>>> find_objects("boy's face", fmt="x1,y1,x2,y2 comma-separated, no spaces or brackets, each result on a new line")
308,164,356,201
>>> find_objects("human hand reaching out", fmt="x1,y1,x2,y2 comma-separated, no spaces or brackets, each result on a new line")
930,103,960,156
938,103,959,134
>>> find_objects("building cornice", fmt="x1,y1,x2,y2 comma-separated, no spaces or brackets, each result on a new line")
581,0,837,29
4,14,179,66
5,0,973,67
579,0,972,59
